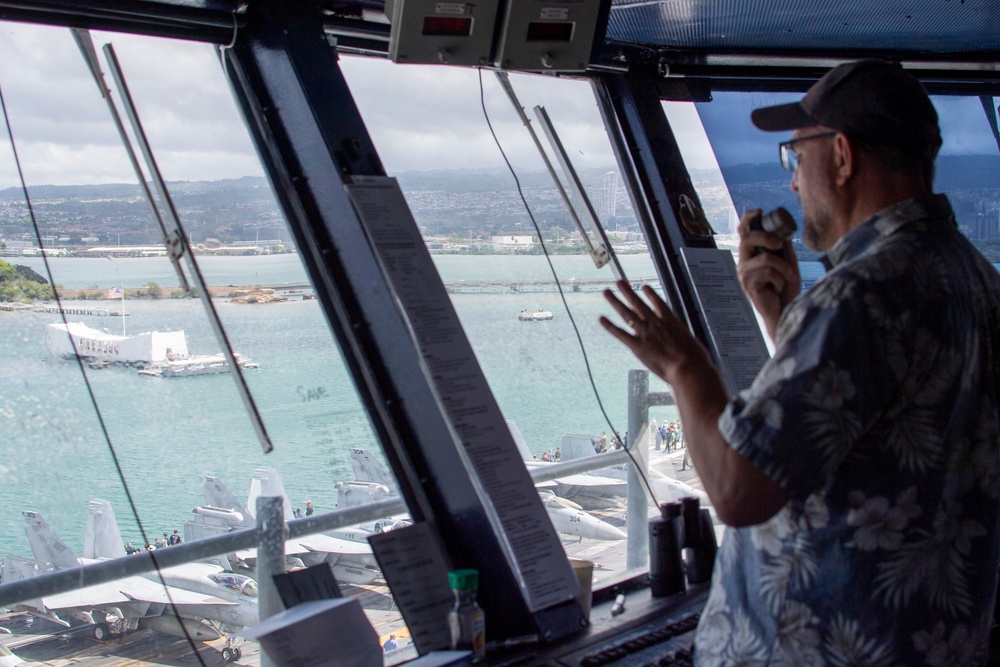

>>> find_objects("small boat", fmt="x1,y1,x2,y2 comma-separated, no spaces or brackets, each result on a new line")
518,309,554,321
138,353,259,378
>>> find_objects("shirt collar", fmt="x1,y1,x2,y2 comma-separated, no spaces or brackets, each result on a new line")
820,194,955,269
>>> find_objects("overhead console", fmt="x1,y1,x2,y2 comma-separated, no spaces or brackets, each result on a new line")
385,0,611,71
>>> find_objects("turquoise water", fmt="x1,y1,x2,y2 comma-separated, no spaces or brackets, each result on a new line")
0,253,815,558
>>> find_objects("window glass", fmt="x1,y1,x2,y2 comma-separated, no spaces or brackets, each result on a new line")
695,91,1000,275
343,57,696,589
0,23,410,663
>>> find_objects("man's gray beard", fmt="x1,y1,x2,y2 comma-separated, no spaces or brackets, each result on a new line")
802,210,831,252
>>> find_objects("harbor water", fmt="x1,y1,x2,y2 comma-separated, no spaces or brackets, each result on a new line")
0,253,825,558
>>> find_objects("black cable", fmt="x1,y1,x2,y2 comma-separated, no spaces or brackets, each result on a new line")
0,66,210,667
477,69,660,506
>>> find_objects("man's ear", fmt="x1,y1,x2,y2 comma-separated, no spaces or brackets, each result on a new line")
833,132,855,186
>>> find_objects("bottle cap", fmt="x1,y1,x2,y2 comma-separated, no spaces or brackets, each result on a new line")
448,568,479,590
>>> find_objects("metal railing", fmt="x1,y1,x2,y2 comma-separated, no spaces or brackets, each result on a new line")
0,370,676,639
0,497,404,608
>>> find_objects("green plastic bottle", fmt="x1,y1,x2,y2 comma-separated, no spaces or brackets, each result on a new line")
447,569,486,661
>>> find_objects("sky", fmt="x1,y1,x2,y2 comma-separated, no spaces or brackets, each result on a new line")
0,22,723,190
0,21,994,190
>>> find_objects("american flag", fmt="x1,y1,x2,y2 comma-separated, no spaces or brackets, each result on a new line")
106,287,122,300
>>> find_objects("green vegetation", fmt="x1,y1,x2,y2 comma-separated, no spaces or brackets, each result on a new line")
143,281,163,298
0,259,55,302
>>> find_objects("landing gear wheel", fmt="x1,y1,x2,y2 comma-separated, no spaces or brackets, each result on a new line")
221,647,233,662
93,623,110,641
232,648,242,661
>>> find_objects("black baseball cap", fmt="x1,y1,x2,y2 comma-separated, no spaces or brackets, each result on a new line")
751,60,942,159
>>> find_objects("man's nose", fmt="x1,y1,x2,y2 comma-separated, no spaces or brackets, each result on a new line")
790,168,799,193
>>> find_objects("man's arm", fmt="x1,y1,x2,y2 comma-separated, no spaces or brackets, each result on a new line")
737,209,802,342
601,281,787,527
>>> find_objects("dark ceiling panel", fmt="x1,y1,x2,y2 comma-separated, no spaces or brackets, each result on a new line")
607,0,1000,54
0,0,242,42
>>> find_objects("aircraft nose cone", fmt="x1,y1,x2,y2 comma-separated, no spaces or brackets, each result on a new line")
593,522,626,541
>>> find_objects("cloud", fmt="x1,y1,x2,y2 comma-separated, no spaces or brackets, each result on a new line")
0,23,260,188
936,95,999,156
4,21,988,194
0,24,631,188
341,58,621,173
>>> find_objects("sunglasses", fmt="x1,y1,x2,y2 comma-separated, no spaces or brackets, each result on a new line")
778,131,837,172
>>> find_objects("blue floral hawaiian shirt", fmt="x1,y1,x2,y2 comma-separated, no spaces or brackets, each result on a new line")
698,195,1000,666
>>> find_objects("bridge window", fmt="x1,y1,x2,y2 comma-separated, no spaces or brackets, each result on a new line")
343,56,695,589
0,23,411,663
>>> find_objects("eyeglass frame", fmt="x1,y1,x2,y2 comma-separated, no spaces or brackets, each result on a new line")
778,131,838,172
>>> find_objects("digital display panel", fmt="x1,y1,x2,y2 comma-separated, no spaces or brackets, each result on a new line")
422,16,473,37
526,21,574,42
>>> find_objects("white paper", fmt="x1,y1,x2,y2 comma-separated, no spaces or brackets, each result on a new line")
346,176,579,613
367,523,455,654
241,598,380,667
681,248,771,394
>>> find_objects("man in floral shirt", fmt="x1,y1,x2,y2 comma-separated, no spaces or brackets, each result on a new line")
602,60,1000,665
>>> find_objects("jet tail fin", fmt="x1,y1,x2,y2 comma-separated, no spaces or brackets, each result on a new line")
506,419,533,462
84,499,124,560
348,449,397,492
22,510,79,570
202,475,255,528
250,468,294,521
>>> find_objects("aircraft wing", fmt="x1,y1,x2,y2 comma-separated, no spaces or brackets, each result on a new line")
293,533,371,556
549,473,624,495
525,463,625,490
41,575,231,610
234,533,371,560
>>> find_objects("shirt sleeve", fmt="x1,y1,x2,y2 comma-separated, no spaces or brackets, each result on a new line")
718,273,902,502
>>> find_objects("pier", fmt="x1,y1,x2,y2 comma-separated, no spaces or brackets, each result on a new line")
442,275,659,294
257,275,660,296
31,305,129,316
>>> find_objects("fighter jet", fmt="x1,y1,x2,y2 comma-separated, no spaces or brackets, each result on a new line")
346,449,626,541
595,463,710,506
191,470,381,585
507,421,709,509
6,501,256,661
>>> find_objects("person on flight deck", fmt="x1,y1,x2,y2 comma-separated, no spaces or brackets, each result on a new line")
602,59,1000,664
305,500,314,516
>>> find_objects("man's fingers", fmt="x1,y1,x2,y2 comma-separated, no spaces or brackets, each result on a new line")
742,229,787,253
616,280,657,323
642,285,677,319
599,315,632,343
740,250,795,285
599,316,649,357
603,288,637,325
740,264,788,295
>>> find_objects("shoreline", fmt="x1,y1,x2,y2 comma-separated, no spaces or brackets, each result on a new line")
53,285,273,300
45,285,248,301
